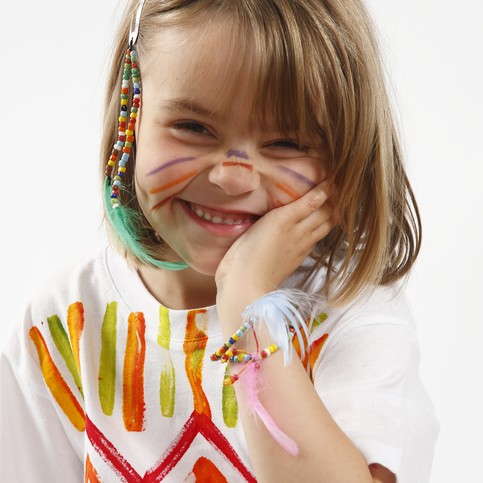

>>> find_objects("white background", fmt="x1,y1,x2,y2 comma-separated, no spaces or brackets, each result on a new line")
1,1,482,481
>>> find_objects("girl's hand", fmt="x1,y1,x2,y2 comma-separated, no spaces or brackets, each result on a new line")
215,180,338,301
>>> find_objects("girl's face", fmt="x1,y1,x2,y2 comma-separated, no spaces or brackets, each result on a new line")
135,23,328,275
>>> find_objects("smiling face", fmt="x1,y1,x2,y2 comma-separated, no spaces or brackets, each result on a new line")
134,22,328,275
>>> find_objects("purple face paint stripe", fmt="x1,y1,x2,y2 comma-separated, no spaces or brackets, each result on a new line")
277,166,317,187
226,149,249,160
146,157,197,176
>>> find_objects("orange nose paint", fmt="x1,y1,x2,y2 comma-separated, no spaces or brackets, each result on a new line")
222,161,253,171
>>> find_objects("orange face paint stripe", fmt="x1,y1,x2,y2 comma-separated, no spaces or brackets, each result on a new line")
98,302,117,416
67,302,85,382
123,312,146,431
150,196,172,212
275,181,301,200
29,326,86,431
184,310,211,417
47,315,84,397
149,170,199,195
222,161,253,171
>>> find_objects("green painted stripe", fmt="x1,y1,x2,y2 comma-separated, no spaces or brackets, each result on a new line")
47,315,84,397
98,302,117,416
222,365,238,428
158,306,170,349
311,312,328,332
159,356,176,418
158,306,175,417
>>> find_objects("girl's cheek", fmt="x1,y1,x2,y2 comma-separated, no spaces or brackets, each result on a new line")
137,155,200,211
269,163,326,208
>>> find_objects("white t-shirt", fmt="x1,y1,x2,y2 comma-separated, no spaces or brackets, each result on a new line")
0,246,438,482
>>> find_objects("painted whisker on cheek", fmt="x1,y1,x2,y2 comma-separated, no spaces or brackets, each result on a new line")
274,182,301,201
151,196,173,212
149,170,199,195
146,156,197,176
226,149,249,160
277,166,317,188
222,161,254,171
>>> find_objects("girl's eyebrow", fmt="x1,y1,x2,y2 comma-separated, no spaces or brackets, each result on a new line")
162,98,218,120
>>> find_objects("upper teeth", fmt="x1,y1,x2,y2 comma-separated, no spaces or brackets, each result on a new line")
191,204,248,225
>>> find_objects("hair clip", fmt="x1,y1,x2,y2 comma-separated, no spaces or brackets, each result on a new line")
129,0,146,48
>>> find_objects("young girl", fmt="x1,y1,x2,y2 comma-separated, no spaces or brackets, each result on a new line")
0,0,439,481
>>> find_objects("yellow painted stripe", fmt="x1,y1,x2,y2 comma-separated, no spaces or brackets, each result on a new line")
98,302,117,416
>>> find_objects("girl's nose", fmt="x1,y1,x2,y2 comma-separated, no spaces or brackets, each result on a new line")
208,159,261,196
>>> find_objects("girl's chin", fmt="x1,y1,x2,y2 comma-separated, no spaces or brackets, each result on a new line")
183,257,223,278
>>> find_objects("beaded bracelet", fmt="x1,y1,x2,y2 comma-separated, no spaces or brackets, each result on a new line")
210,317,255,362
223,344,279,386
211,289,315,456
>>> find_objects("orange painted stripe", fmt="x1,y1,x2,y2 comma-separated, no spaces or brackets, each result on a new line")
275,181,300,200
29,326,85,431
67,302,84,379
123,312,146,431
85,454,101,483
222,161,253,171
184,310,211,417
291,328,309,369
192,456,228,482
149,170,198,194
309,333,329,377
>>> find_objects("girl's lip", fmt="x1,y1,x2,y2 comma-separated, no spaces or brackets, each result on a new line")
178,200,259,236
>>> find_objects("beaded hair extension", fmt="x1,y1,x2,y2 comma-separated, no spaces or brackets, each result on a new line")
104,0,188,270
104,48,140,202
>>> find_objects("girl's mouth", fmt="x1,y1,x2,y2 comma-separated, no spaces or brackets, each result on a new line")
187,202,258,225
188,203,258,225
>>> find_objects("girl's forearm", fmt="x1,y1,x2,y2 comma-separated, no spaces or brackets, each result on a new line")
235,338,373,483
216,289,373,483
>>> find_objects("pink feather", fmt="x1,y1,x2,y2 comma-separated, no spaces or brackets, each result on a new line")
238,363,299,456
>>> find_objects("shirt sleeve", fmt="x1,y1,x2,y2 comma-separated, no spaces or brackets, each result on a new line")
311,294,439,483
0,309,84,482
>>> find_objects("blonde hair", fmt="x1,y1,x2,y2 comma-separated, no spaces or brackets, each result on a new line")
100,0,421,305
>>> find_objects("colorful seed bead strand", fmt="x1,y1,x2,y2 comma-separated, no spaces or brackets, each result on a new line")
223,344,279,386
210,317,256,362
105,48,141,209
225,344,279,364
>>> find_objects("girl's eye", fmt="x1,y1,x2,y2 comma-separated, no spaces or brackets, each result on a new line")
172,121,211,136
264,139,310,157
270,140,303,150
